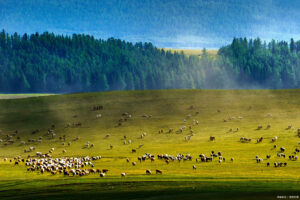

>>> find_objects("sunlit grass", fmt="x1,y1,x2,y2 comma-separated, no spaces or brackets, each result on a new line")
0,89,299,199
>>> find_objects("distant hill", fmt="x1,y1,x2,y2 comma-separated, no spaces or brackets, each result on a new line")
1,0,300,48
162,49,218,59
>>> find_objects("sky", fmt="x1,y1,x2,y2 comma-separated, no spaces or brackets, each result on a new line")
1,0,300,49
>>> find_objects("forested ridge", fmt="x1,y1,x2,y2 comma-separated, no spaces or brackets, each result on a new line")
0,30,300,93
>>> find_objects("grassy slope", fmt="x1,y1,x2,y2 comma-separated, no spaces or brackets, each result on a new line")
0,94,54,99
0,89,299,199
162,48,218,58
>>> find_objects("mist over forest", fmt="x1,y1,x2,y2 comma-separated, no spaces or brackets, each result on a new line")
0,30,300,93
2,0,300,92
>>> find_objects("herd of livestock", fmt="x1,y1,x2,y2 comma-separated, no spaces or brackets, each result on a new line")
1,104,300,178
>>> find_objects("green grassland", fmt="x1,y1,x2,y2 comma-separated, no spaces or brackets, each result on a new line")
0,89,299,199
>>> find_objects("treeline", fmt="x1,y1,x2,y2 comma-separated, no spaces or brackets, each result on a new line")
218,37,300,89
1,30,300,92
0,30,221,92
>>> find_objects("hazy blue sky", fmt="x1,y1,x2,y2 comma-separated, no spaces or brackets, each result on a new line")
1,0,300,48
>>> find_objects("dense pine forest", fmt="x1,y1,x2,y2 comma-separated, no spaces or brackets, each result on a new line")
1,30,300,92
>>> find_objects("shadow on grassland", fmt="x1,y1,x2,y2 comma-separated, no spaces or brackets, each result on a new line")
0,180,298,200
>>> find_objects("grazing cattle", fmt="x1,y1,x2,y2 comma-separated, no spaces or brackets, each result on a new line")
93,105,103,111
146,169,151,174
210,136,215,141
231,158,234,162
132,162,136,166
132,149,136,153
156,169,162,174
100,173,105,177
280,147,286,152
193,165,196,170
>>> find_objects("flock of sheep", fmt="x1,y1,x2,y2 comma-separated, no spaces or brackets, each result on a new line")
1,103,300,178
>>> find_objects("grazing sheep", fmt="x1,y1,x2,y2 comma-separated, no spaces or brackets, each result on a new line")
266,124,271,129
193,165,196,170
106,134,110,138
231,158,234,162
132,162,136,166
257,125,263,130
209,136,215,141
146,169,151,174
280,147,286,152
240,137,251,143
100,173,105,177
156,169,162,174
272,136,278,142
121,172,126,177
132,149,136,153
257,137,263,143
